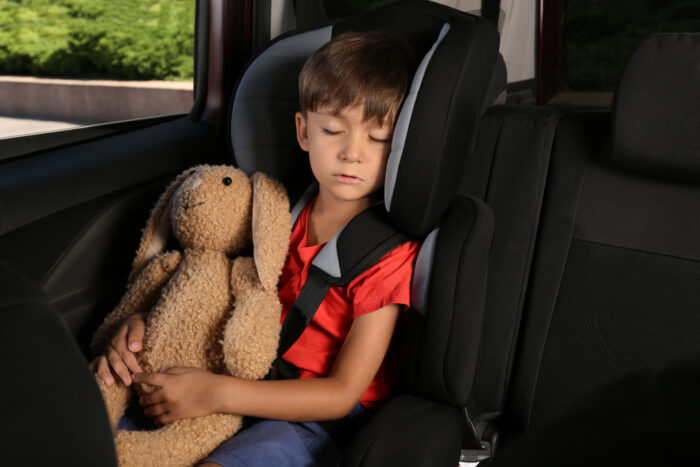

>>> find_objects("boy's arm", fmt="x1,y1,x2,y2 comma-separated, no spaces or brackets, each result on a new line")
134,303,400,423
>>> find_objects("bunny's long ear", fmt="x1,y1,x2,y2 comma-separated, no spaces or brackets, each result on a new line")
251,172,291,290
128,168,196,282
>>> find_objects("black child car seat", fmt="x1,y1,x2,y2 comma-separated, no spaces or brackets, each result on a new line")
229,1,505,464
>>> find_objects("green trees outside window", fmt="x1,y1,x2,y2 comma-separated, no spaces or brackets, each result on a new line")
0,0,194,80
564,0,700,91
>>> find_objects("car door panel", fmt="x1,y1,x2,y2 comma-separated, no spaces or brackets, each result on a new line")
0,116,226,349
0,117,220,235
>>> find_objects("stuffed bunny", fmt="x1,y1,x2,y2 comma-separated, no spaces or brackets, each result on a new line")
90,165,290,466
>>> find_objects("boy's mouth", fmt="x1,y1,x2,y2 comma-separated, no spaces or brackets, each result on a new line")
334,174,363,184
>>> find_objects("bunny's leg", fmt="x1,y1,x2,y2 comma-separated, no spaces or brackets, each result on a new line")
223,256,282,380
96,377,133,431
114,413,242,467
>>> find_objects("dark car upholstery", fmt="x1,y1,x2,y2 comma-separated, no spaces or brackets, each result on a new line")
0,260,117,466
457,34,700,465
507,32,700,433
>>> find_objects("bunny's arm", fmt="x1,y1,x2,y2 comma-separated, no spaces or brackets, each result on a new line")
90,250,182,356
222,256,282,381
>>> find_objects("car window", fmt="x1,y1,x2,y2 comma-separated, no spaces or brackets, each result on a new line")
0,0,195,139
564,0,700,92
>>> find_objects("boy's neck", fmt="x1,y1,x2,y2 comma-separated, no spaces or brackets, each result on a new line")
306,191,373,246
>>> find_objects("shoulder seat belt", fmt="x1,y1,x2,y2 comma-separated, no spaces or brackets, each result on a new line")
268,192,414,380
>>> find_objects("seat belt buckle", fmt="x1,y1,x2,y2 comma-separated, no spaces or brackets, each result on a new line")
459,441,492,465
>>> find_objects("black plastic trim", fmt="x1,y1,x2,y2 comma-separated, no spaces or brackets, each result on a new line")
0,114,184,163
190,0,210,120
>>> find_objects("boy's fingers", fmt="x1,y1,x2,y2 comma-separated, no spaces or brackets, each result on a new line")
133,371,166,386
138,389,165,407
110,322,129,350
106,347,132,386
143,403,168,419
154,415,169,426
121,350,143,375
95,357,114,386
164,366,188,375
126,315,145,352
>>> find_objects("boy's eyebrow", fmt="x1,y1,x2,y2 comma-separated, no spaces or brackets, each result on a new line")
313,108,396,128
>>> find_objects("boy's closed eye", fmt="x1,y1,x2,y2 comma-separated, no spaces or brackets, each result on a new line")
323,127,391,143
369,135,392,143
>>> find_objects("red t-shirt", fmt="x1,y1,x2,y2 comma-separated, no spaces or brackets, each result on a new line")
278,200,420,410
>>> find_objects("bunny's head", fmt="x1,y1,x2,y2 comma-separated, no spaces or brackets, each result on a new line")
130,165,290,290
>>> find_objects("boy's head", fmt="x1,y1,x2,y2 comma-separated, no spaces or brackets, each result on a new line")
296,31,415,206
298,30,415,126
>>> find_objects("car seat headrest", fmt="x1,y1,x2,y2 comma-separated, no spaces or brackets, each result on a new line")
612,33,700,182
231,0,501,237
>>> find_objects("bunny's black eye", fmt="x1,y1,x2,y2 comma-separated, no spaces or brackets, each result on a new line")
188,170,196,176
222,177,232,186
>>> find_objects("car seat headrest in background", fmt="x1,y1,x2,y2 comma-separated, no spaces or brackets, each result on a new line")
231,0,501,237
612,33,700,182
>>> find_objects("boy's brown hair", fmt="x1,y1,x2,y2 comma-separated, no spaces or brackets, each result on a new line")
299,30,415,126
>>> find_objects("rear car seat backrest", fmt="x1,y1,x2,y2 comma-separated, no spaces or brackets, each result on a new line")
508,33,700,434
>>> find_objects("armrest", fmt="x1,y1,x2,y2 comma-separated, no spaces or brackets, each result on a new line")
342,394,463,467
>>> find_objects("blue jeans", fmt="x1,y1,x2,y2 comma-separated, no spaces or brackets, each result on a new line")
118,403,370,467
203,403,369,467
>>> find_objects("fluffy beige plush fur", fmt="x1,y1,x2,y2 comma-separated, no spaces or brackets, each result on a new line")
90,165,290,466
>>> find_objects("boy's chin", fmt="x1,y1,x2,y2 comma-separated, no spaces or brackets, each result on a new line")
337,189,384,206
323,188,373,203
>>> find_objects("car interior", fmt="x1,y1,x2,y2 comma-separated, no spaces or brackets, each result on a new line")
1,0,699,466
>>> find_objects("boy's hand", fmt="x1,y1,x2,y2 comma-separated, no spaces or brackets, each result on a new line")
89,312,146,386
134,367,219,425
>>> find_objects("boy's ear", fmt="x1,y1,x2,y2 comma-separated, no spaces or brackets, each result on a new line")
295,111,309,152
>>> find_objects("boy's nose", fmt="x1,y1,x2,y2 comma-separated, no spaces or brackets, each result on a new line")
340,151,361,162
340,136,363,162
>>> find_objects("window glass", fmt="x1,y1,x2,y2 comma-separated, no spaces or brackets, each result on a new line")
0,0,195,138
564,0,700,92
